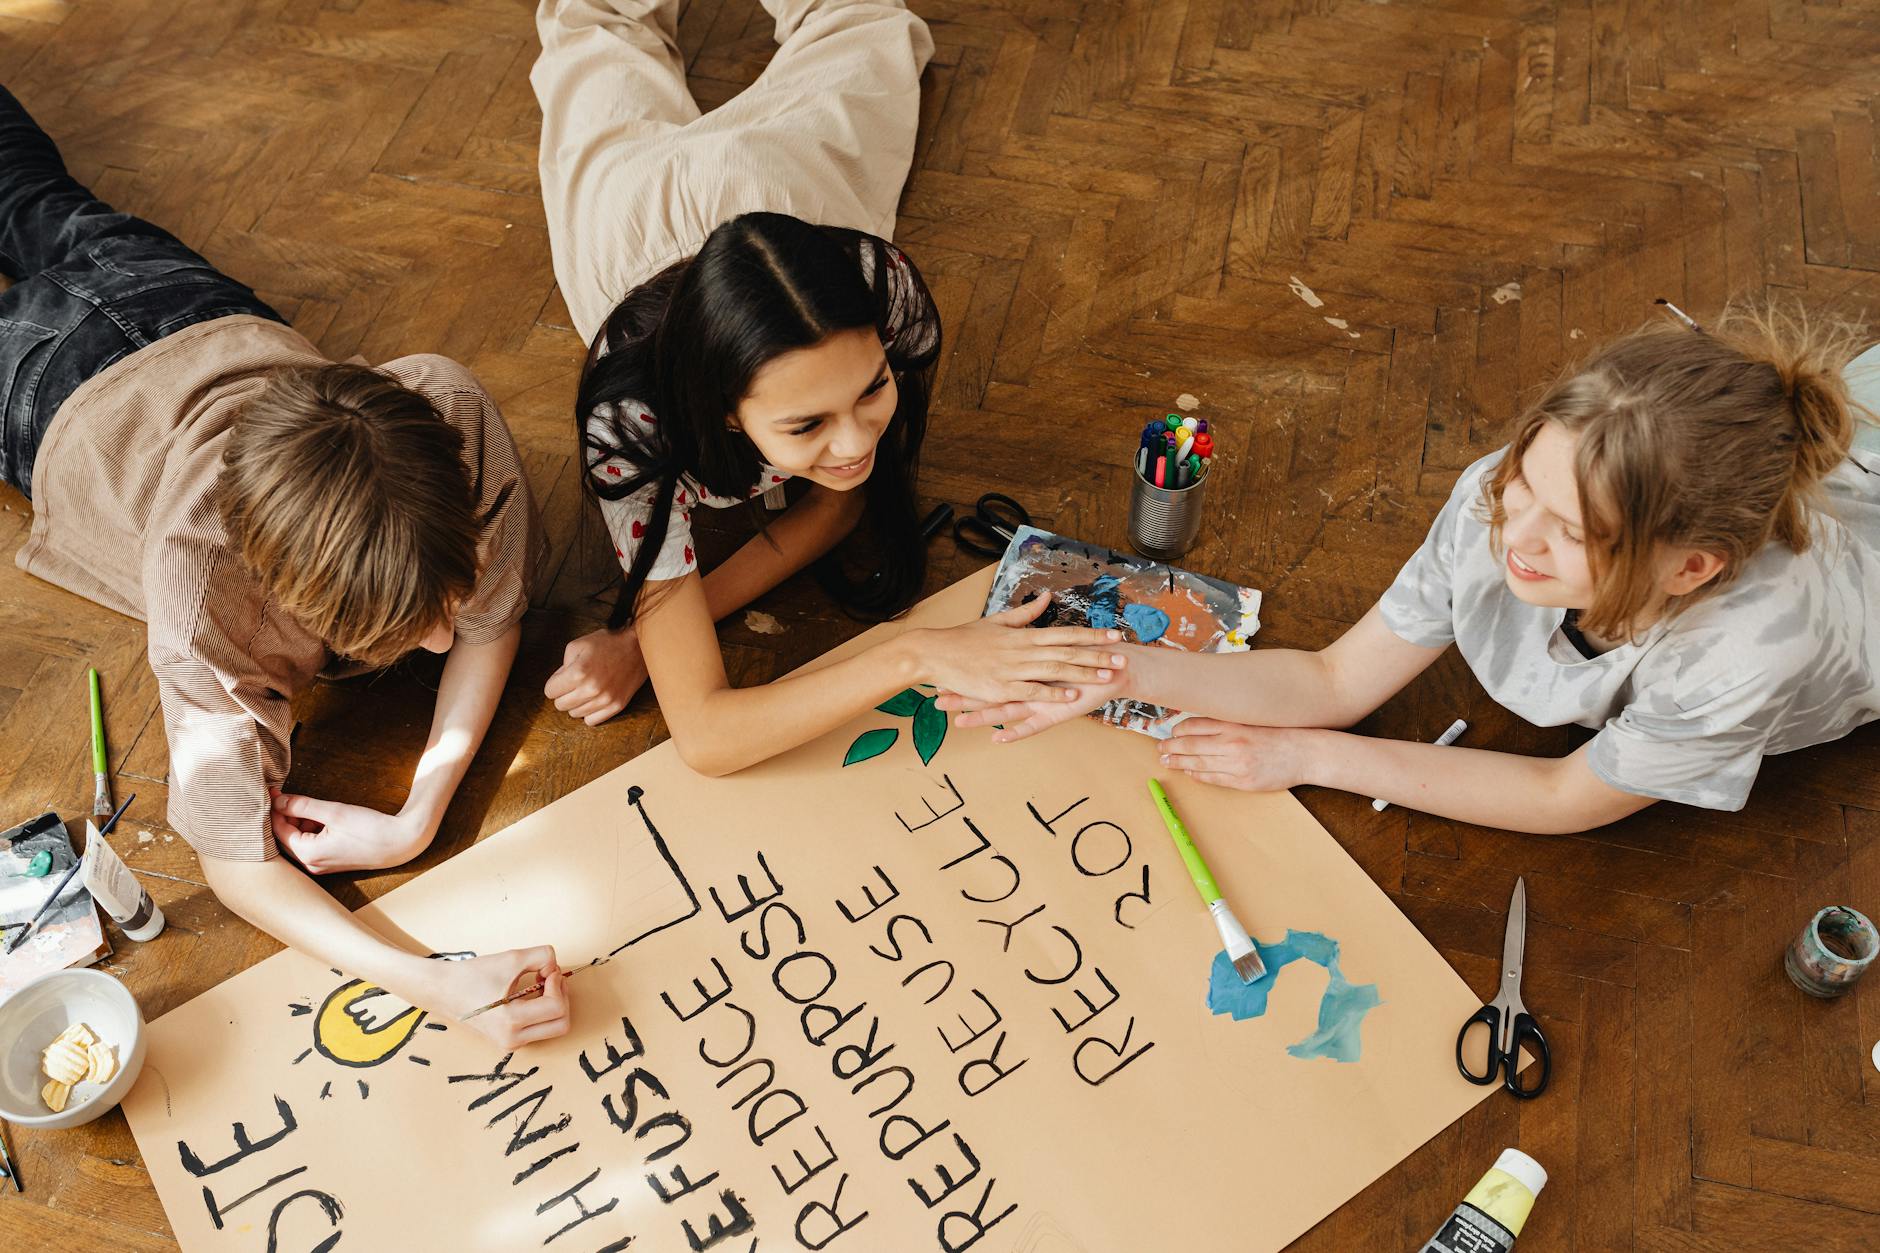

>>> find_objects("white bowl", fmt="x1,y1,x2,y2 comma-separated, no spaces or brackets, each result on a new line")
0,968,147,1128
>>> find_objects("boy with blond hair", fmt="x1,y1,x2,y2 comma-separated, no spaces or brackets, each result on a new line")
0,85,570,1048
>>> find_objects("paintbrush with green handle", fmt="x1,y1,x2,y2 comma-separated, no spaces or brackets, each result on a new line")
89,668,113,819
1148,778,1266,984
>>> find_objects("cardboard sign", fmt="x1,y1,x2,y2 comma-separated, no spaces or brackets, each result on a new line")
122,572,1494,1251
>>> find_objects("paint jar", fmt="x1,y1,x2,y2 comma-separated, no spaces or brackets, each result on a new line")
1127,469,1207,561
1418,1148,1547,1253
1784,905,1876,998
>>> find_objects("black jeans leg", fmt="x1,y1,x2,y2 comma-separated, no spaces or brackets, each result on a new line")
0,84,284,497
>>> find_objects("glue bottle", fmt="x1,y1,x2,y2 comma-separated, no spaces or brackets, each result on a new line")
1418,1149,1547,1253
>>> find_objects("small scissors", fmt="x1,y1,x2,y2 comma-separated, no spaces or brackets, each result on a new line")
921,493,1031,559
1456,876,1551,1099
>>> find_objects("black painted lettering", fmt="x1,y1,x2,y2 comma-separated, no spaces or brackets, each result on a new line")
976,902,1044,953
601,1068,669,1134
937,990,1003,1054
1113,865,1152,929
647,1161,718,1202
1022,925,1084,986
263,1187,343,1253
908,1132,982,1208
851,1065,915,1118
637,1110,692,1162
202,1165,307,1230
903,959,955,1005
663,957,733,1022
958,854,1020,905
683,1192,756,1251
1050,965,1121,1034
579,1019,647,1082
801,997,863,1046
830,1016,895,1081
1072,1016,1156,1085
867,913,933,963
1025,795,1088,836
741,900,807,962
773,950,838,1005
938,817,991,870
698,1001,758,1069
537,1167,620,1244
794,1173,868,1250
936,1177,1018,1252
835,866,899,924
717,1056,775,1110
771,1124,840,1194
710,851,784,924
880,1111,951,1163
896,774,965,832
748,1087,808,1146
957,1032,1028,1098
1069,821,1131,877
179,1095,298,1176
513,1141,581,1187
486,1084,572,1158
450,1055,540,1112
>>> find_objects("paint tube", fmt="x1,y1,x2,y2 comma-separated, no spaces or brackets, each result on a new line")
1418,1149,1547,1253
80,829,165,942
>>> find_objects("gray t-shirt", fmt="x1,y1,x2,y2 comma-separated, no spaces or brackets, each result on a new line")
1378,447,1880,811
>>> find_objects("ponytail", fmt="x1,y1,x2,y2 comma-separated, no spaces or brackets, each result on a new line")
1710,303,1863,550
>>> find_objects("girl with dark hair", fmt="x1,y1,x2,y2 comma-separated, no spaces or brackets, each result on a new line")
532,5,1124,773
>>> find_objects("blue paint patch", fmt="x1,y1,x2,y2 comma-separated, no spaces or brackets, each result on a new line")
1206,929,1382,1063
1085,575,1122,630
1120,602,1171,643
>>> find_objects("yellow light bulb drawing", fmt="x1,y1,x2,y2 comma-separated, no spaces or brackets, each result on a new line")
313,980,427,1067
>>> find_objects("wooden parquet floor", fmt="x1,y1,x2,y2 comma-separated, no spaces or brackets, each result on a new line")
2,0,1878,1248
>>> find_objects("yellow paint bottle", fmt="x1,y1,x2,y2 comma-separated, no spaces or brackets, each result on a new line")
1418,1149,1547,1253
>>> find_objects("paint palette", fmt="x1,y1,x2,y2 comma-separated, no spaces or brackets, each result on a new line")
984,526,1262,738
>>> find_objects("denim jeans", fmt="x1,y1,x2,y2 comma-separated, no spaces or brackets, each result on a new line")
0,84,283,497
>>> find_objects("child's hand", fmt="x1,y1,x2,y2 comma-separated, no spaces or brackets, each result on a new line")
432,949,571,1049
915,593,1125,704
547,626,648,726
270,790,431,873
937,678,1121,741
1158,719,1317,791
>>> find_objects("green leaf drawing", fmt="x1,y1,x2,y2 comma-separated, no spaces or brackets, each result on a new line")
912,696,947,765
843,727,899,766
876,689,924,717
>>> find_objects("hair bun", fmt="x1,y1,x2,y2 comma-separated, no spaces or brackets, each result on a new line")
1713,302,1863,499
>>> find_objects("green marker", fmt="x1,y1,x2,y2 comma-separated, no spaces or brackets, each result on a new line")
1149,779,1265,983
89,667,114,818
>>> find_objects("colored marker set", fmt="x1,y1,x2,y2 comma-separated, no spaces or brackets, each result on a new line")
1136,413,1213,490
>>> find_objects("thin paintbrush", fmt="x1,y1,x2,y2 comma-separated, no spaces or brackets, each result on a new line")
0,1117,20,1193
1148,779,1267,983
88,668,113,819
460,955,612,1022
4,794,133,956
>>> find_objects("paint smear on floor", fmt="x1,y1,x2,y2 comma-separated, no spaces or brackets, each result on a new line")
1175,393,1200,411
744,610,786,635
1206,928,1382,1062
1491,281,1522,305
1288,275,1325,309
1323,316,1361,339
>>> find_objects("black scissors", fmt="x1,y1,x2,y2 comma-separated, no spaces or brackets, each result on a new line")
1456,876,1551,1099
920,493,1032,559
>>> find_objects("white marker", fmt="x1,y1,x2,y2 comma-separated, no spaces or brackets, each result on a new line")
1373,718,1468,812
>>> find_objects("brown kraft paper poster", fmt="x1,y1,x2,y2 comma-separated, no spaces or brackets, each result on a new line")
121,570,1497,1252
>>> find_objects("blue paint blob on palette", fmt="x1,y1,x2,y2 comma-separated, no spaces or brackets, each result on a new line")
1206,929,1382,1063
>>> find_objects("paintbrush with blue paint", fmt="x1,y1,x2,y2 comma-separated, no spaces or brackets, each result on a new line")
1149,779,1266,983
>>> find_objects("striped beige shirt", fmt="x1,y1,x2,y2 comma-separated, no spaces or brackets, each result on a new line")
16,316,543,861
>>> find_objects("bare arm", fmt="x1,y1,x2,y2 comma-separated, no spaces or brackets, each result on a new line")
548,485,865,724
946,604,1448,739
1162,722,1655,834
637,575,1125,777
274,623,521,873
200,855,572,1048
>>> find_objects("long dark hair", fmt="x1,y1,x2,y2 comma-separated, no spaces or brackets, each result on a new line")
578,213,941,629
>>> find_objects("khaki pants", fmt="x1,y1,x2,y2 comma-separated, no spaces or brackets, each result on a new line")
532,0,934,344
